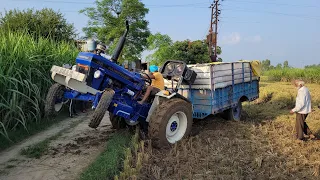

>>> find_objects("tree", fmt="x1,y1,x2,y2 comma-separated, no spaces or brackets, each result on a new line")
146,33,222,65
276,63,282,69
305,64,320,69
172,40,209,64
146,33,173,65
261,59,271,71
80,0,150,62
283,60,289,68
0,8,76,42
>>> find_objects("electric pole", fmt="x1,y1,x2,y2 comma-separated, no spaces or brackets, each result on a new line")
207,0,221,62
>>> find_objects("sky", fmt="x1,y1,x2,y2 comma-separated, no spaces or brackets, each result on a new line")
1,0,319,67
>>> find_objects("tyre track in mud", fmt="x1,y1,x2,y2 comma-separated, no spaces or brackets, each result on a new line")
0,112,114,180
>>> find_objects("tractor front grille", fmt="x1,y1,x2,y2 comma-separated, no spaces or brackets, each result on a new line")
77,64,93,86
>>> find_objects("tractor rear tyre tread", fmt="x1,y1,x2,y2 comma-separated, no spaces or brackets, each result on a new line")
45,83,65,117
148,98,193,149
89,89,115,129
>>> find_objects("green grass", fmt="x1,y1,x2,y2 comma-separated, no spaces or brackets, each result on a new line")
0,29,78,147
0,169,8,175
0,109,69,152
20,138,51,159
19,115,81,158
20,132,62,159
80,131,132,180
264,67,320,83
7,158,19,162
5,165,16,169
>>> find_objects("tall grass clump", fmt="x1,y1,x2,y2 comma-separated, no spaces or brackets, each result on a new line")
264,67,320,83
0,29,78,143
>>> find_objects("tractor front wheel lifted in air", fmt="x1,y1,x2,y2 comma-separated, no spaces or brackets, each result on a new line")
148,98,193,148
89,89,115,128
45,83,67,117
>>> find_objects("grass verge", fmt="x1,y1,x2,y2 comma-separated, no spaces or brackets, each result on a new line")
0,169,8,175
115,128,151,180
0,109,69,152
19,115,81,159
5,165,16,169
80,130,132,180
20,131,62,159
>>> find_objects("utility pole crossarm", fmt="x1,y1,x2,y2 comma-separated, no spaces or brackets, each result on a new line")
207,0,221,62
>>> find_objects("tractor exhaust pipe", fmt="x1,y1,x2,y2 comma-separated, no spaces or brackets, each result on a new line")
111,20,129,64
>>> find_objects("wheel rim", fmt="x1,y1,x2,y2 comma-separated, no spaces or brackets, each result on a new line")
166,111,188,144
54,90,66,112
125,119,139,126
54,103,63,112
233,103,241,120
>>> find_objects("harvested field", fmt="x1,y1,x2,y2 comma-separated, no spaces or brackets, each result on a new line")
139,81,320,180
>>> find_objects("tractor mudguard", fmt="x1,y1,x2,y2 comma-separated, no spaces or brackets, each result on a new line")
155,91,191,103
146,96,160,123
145,91,191,122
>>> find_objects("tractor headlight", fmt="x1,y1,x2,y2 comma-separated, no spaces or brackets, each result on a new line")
72,65,77,71
94,70,102,78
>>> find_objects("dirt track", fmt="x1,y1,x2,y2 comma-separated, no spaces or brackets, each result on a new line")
0,112,113,180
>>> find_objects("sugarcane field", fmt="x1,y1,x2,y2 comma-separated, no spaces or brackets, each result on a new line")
1,0,320,180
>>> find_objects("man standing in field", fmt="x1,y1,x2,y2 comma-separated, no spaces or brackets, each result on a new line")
290,80,315,141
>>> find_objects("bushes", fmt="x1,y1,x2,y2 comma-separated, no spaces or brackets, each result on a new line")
264,68,320,83
0,8,77,42
0,30,78,141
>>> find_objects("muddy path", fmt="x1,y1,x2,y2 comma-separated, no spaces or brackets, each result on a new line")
0,112,114,180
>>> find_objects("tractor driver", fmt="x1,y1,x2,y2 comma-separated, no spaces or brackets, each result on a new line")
138,65,164,104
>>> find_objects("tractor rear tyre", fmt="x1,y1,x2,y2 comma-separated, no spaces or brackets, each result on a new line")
148,98,193,148
45,83,66,117
89,89,115,128
224,100,242,121
109,112,127,129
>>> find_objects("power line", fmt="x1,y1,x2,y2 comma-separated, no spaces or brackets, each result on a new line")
11,0,209,7
220,20,261,24
9,0,319,21
60,6,208,13
146,2,209,7
226,0,320,9
202,24,211,40
221,8,320,20
11,0,93,4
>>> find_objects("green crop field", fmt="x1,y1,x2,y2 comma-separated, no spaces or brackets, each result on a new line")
263,67,320,83
0,30,78,145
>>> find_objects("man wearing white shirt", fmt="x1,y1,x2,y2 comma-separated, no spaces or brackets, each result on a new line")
290,80,315,141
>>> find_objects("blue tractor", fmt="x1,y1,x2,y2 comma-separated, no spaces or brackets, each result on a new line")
45,21,198,148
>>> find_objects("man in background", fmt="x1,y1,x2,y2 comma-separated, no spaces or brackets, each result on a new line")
290,80,315,141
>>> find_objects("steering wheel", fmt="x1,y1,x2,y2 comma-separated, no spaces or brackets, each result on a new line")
141,72,152,85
